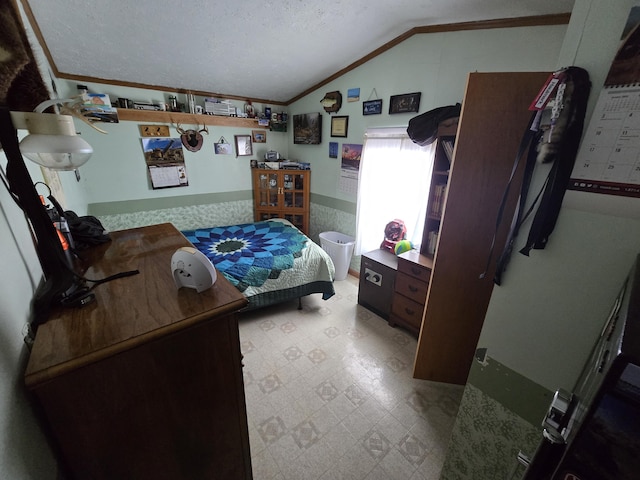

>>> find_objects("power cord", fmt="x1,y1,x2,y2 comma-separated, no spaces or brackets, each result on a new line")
59,267,140,308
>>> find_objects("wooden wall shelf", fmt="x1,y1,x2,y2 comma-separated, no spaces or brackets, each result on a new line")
117,108,263,129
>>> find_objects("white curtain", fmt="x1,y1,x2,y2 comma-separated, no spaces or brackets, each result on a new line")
355,128,435,256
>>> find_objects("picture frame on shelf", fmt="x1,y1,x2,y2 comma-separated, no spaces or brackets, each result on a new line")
363,99,383,115
234,135,253,157
389,92,421,114
331,116,349,138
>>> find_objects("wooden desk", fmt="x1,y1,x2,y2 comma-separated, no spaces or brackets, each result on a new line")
25,223,251,480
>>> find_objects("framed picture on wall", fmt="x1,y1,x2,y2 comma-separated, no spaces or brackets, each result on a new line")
363,99,383,115
293,112,322,144
234,135,253,156
389,92,421,114
214,138,232,154
331,116,348,137
252,130,267,143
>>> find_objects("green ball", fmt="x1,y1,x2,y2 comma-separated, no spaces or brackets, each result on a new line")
394,240,413,255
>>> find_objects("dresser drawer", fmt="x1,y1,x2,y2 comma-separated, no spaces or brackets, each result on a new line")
397,254,432,283
390,294,424,332
395,272,429,305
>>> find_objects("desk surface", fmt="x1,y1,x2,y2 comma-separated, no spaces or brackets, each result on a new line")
25,223,247,387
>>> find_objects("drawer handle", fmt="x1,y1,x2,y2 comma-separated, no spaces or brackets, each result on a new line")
405,308,415,315
408,285,418,293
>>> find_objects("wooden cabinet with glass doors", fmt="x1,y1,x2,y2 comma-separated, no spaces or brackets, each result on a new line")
251,168,310,234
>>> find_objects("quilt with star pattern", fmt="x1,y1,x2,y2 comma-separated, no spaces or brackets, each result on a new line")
182,219,335,309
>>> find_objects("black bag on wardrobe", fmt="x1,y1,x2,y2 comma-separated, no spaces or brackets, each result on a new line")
64,210,111,250
407,103,461,146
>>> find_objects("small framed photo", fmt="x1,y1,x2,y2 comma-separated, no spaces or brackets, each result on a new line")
252,130,267,143
389,92,421,114
363,99,383,115
331,116,349,138
234,135,253,157
214,140,232,155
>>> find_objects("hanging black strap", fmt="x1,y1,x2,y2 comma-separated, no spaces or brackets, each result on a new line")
494,128,546,285
479,112,537,280
519,67,591,255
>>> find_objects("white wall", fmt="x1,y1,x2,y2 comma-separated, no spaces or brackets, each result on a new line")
32,23,568,216
0,3,68,477
288,24,568,204
0,154,58,478
53,80,290,207
479,0,640,392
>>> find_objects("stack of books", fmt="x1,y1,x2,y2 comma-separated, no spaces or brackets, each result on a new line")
426,230,439,255
430,183,448,217
441,139,455,164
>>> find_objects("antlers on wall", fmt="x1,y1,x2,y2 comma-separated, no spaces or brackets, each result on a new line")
175,122,209,135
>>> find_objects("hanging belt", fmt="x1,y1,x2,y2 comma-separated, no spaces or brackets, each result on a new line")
479,112,538,281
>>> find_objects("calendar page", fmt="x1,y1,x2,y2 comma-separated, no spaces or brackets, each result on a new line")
569,87,640,197
141,137,188,189
339,169,359,195
569,5,640,197
338,143,362,195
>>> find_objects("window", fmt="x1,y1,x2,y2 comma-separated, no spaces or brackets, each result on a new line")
355,128,435,256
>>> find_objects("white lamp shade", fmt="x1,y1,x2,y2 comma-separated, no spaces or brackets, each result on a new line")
19,133,93,170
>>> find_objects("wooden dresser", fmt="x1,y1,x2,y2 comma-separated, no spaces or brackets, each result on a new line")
25,223,251,480
389,251,433,336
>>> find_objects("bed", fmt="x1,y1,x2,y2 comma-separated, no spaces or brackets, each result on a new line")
181,218,335,310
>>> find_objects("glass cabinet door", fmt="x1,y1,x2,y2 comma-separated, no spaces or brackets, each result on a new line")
253,169,309,235
283,173,305,209
258,173,279,207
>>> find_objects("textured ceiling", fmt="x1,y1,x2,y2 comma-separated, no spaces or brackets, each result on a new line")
24,0,575,104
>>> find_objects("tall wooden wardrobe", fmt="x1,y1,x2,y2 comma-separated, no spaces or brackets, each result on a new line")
413,71,550,385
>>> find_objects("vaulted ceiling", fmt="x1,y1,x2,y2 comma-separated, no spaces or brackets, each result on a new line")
23,0,575,105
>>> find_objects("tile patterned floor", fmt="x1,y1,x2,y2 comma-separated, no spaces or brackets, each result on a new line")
238,276,464,480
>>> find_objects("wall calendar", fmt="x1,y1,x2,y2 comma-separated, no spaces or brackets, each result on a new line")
569,5,640,198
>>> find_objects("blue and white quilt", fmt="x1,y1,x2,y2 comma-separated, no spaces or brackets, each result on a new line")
182,219,335,309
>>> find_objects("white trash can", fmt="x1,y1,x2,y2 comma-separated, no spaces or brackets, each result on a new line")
319,231,355,281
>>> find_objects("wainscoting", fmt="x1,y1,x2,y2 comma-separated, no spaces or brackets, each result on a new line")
92,194,361,272
95,199,255,232
440,357,551,480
